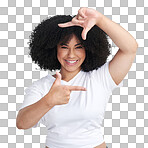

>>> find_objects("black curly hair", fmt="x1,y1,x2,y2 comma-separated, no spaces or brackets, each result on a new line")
28,15,111,72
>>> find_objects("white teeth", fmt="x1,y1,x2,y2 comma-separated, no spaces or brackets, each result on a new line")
66,60,77,63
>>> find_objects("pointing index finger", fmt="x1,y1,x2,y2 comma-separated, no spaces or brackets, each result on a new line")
68,85,87,91
58,21,74,28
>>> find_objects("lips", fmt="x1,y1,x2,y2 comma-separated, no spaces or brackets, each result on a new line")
65,60,78,65
66,60,78,62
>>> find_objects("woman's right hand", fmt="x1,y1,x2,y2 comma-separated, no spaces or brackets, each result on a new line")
45,71,87,106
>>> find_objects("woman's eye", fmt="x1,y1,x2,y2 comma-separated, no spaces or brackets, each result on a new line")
61,47,67,49
61,46,83,49
76,46,83,48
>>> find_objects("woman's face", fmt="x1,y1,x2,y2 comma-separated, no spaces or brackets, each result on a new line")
57,34,86,74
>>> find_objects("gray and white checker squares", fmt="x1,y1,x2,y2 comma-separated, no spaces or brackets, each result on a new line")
0,0,147,148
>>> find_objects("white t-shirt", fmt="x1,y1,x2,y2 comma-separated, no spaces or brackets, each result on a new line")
19,61,123,148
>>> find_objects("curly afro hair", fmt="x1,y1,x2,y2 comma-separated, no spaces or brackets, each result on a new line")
28,15,111,72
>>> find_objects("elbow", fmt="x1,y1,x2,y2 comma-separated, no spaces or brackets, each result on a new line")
16,121,30,130
16,110,33,130
16,117,29,130
124,39,138,54
16,117,26,130
16,120,24,130
135,40,138,50
132,40,138,53
16,111,24,129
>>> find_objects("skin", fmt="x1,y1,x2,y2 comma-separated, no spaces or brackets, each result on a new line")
58,7,138,86
53,34,86,82
17,7,137,148
16,35,87,130
57,7,138,148
51,33,106,148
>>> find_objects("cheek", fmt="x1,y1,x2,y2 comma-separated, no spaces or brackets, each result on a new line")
57,50,65,60
79,50,86,59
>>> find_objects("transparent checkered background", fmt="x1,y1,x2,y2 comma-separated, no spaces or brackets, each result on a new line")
0,0,147,148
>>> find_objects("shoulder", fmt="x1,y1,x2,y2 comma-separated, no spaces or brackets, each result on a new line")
87,62,108,77
27,74,53,93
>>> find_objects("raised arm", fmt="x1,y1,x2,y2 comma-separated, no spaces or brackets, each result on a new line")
95,9,138,85
58,7,138,85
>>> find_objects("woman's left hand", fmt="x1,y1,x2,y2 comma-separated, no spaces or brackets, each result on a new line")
58,7,101,40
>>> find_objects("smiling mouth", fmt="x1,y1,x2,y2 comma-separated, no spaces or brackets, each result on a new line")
65,60,78,65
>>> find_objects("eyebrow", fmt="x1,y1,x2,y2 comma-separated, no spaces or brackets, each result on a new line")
60,43,82,46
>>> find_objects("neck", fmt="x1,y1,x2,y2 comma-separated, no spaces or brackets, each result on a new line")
60,68,81,82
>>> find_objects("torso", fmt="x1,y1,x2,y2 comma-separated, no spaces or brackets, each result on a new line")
49,74,107,148
46,141,106,148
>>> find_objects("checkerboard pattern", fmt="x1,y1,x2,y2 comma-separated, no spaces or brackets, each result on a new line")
0,0,147,148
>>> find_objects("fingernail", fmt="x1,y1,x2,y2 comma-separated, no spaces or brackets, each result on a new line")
84,88,87,91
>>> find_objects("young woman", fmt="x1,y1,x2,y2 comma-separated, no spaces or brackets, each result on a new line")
16,7,138,148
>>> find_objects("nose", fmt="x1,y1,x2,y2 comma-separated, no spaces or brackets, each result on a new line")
67,49,76,57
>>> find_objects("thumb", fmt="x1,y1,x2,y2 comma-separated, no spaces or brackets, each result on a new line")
82,27,89,40
53,71,62,86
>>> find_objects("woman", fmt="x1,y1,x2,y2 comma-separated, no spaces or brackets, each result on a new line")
16,7,138,148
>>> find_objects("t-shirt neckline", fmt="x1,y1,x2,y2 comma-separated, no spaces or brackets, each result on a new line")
48,70,82,84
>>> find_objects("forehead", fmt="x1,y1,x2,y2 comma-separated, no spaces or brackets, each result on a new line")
58,34,81,45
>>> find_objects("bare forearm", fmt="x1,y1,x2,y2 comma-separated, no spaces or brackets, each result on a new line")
16,94,54,130
96,12,138,53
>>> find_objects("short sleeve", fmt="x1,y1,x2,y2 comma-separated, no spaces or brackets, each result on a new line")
19,81,44,128
91,61,123,94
